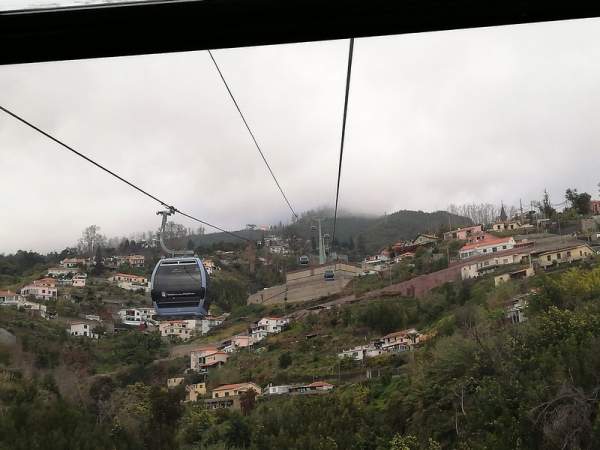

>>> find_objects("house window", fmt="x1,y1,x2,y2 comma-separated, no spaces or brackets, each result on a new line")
580,251,583,256
502,245,507,249
547,255,551,261
483,249,487,253
492,247,497,252
557,253,561,259
567,251,571,257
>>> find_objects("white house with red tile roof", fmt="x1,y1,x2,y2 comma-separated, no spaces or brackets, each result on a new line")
289,381,335,394
20,281,57,300
459,234,516,259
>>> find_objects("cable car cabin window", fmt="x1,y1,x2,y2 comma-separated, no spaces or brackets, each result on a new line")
155,264,204,295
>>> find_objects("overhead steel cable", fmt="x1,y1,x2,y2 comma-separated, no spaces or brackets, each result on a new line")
0,104,251,243
331,38,354,248
207,49,299,221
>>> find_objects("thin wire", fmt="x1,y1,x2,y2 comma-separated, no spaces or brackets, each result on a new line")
207,50,299,221
0,104,251,243
331,38,354,248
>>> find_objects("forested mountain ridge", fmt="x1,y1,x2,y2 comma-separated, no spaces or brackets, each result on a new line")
190,209,472,254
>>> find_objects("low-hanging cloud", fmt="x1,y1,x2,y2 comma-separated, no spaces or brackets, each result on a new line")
2,18,600,253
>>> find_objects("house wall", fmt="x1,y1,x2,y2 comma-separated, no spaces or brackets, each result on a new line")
461,253,527,280
536,245,593,268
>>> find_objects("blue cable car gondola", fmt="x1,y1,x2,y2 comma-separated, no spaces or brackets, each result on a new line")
150,256,209,319
151,209,210,319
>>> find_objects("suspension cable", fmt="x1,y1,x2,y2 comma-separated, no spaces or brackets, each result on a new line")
331,38,354,248
207,49,299,221
0,104,251,242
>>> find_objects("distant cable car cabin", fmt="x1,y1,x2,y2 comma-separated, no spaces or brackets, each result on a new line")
324,269,335,281
299,255,309,265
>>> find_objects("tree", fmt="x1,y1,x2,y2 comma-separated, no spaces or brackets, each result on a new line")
93,246,104,275
77,225,107,256
239,389,257,416
565,188,591,215
278,352,293,369
535,189,556,218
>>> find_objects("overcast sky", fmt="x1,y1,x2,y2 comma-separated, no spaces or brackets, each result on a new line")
2,17,600,254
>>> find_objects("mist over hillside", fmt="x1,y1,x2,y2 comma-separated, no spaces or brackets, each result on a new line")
189,208,472,253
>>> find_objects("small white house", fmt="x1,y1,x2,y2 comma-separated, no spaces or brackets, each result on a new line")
266,384,292,395
118,307,156,326
257,317,289,334
72,274,87,287
68,322,98,339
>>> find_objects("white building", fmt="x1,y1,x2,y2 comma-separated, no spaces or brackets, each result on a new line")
268,245,289,255
118,307,156,326
199,315,225,335
257,317,289,334
20,283,57,301
266,384,292,395
72,274,87,287
159,319,199,340
337,345,384,361
67,322,98,339
460,252,528,280
459,235,516,259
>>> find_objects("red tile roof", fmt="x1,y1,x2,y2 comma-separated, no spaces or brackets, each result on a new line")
460,235,512,251
213,382,258,391
0,290,16,296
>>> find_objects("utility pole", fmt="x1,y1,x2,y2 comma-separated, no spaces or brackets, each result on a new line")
520,199,524,223
315,218,326,265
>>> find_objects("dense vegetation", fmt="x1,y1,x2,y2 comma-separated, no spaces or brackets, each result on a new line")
3,260,600,449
